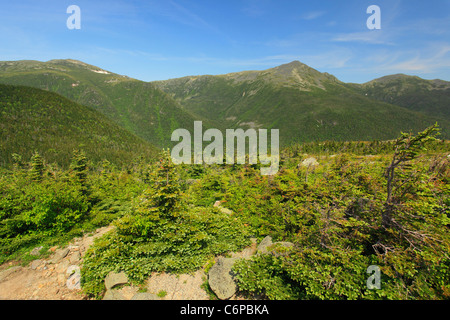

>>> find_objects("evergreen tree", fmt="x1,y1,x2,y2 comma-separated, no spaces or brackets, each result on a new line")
147,149,181,218
383,123,440,228
70,150,87,184
30,152,44,182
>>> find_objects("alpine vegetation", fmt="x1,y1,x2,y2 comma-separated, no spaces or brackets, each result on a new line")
170,121,279,175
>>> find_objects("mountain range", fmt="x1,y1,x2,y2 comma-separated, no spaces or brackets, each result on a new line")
153,61,449,144
0,83,157,168
0,59,448,167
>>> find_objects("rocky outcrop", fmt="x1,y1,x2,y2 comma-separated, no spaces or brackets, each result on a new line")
207,236,295,300
208,257,239,300
105,271,128,290
102,271,162,300
256,236,274,255
49,248,70,264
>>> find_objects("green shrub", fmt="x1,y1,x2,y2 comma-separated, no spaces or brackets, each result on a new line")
81,151,251,299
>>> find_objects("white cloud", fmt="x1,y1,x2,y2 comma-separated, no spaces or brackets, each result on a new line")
301,11,326,20
332,31,394,45
357,43,450,77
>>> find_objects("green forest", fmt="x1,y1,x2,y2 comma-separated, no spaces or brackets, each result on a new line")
1,125,449,300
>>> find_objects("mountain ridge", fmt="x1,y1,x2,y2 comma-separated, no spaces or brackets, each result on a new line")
0,59,448,149
152,60,449,144
0,83,158,167
0,59,202,148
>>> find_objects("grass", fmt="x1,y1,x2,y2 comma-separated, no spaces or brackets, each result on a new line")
157,290,167,298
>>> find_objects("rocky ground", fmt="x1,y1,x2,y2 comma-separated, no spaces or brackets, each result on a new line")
0,219,291,300
0,226,113,300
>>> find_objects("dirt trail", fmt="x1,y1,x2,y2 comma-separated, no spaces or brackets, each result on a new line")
0,226,213,300
0,226,113,300
0,224,255,300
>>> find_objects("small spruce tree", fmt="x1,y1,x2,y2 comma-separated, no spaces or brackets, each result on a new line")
30,152,44,182
70,149,88,194
147,149,181,218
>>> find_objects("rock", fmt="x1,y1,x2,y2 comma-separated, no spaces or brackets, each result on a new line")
30,246,43,256
208,257,238,300
30,259,43,270
57,274,66,286
131,292,160,300
256,236,273,255
301,157,319,168
145,270,209,300
269,242,295,257
69,251,81,264
103,289,125,300
105,271,128,290
50,248,70,264
55,260,70,274
230,238,257,259
257,237,294,256
213,200,222,207
218,206,233,215
0,266,22,283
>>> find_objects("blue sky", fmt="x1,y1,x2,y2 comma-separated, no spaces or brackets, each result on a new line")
1,0,449,83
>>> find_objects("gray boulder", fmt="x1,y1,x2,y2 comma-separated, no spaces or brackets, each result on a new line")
30,259,43,270
50,248,70,264
257,236,294,256
105,271,128,290
208,257,238,300
269,242,295,257
256,236,273,255
69,251,81,264
218,206,233,215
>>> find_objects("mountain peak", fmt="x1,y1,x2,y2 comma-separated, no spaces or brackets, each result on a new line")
271,60,310,74
367,73,421,84
262,60,340,90
280,60,305,67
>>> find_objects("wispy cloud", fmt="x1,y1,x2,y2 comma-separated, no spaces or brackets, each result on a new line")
301,50,353,69
348,43,450,79
332,31,394,45
301,11,326,20
165,0,212,29
378,45,450,74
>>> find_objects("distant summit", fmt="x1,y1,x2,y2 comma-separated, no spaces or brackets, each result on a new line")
0,58,448,147
350,73,450,119
153,60,449,143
